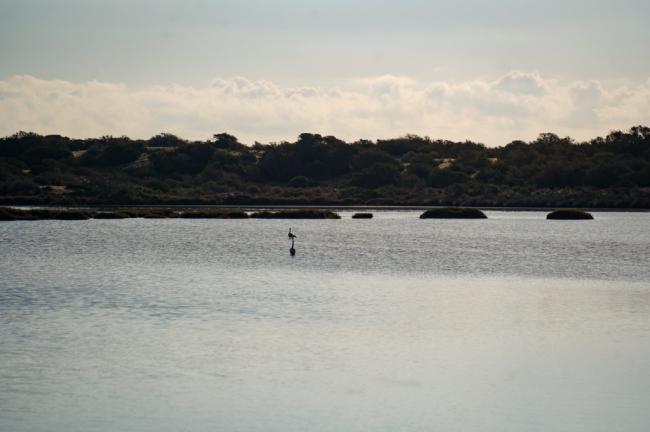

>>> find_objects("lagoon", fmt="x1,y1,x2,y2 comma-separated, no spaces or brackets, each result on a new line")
1,210,649,431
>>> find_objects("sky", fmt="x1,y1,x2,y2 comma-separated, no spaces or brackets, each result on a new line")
0,0,649,145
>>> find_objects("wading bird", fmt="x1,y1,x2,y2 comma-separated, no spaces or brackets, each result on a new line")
288,228,296,256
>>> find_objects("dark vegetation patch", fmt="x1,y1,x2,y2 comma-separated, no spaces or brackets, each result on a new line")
546,209,594,220
179,209,248,219
250,210,341,219
0,207,35,220
52,210,92,220
419,207,488,219
93,211,128,219
0,208,91,220
1,128,650,208
0,207,337,220
0,207,176,220
137,209,180,218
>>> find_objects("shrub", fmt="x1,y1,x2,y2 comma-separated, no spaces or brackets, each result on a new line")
546,209,594,220
0,208,92,220
352,163,401,188
0,207,34,220
288,176,314,188
250,210,341,219
180,209,248,219
81,140,144,167
138,209,180,218
420,207,487,219
93,212,128,219
53,211,91,220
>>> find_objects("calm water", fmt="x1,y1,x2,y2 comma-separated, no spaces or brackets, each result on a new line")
1,210,649,432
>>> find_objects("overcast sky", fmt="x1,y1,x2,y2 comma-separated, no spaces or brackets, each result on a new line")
1,0,649,145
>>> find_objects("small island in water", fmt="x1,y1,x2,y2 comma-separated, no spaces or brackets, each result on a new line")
420,208,488,219
0,207,344,220
547,209,594,220
1,206,606,221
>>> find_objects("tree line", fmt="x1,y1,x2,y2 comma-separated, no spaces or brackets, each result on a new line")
1,127,649,207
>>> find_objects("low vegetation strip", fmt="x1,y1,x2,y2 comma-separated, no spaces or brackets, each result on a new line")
93,212,128,219
546,209,594,220
250,210,341,219
179,209,248,219
0,207,93,220
419,207,488,219
0,207,343,220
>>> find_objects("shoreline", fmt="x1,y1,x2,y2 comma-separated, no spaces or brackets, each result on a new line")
4,204,650,212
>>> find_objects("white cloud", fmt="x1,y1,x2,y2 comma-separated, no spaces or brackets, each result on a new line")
0,72,648,146
494,71,548,96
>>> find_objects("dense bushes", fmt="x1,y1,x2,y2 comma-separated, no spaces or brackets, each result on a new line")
1,127,649,208
0,207,248,220
151,143,215,174
420,208,488,219
250,210,341,219
80,137,144,167
0,208,91,220
179,209,248,219
546,209,594,220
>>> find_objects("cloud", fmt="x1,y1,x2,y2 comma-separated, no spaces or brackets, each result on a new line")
493,71,548,96
0,72,648,146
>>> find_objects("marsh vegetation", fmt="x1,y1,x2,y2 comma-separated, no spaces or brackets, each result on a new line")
547,209,594,220
420,208,488,219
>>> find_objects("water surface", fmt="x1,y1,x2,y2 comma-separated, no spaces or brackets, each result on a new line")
1,211,649,431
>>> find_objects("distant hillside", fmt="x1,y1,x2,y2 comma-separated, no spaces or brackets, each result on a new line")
1,127,649,208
